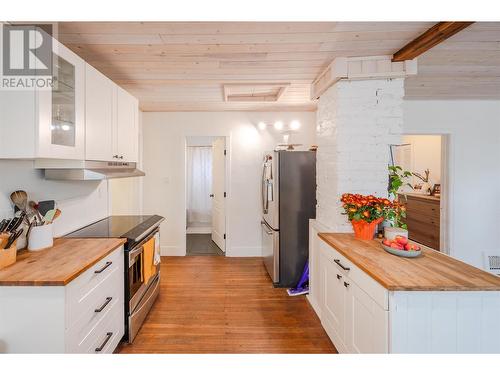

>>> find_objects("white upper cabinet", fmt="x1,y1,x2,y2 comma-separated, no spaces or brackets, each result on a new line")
114,86,139,162
85,64,114,161
0,28,139,163
0,37,85,160
84,66,139,163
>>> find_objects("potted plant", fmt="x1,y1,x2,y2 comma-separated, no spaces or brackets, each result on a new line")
340,193,393,240
385,165,413,238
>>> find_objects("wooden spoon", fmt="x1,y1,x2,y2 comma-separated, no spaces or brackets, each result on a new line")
51,209,61,223
10,190,28,211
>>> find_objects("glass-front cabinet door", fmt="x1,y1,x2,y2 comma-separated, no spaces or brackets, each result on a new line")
36,38,85,159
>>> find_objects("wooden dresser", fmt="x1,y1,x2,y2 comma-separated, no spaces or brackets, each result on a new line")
399,193,440,250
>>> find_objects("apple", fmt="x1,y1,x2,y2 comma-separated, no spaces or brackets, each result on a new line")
395,235,408,246
405,243,421,251
390,242,404,250
382,239,391,247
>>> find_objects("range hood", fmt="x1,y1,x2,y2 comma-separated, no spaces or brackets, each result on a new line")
37,160,145,181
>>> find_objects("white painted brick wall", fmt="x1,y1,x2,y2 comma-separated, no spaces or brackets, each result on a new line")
316,78,404,231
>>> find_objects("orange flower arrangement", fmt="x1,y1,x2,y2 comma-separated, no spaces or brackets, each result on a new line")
340,193,404,240
340,193,392,223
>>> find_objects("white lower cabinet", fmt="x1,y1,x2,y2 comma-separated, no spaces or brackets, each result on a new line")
0,246,124,353
318,240,388,353
309,221,500,353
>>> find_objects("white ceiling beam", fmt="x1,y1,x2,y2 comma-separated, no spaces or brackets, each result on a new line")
311,55,417,100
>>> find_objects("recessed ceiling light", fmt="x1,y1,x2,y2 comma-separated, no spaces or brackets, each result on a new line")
274,121,284,130
258,121,267,130
290,120,301,130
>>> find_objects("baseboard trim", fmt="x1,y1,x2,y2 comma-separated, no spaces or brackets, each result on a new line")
226,246,262,257
161,246,186,256
186,227,211,234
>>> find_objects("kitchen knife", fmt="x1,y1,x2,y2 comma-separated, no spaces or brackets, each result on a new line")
5,228,23,249
0,219,8,232
5,218,17,233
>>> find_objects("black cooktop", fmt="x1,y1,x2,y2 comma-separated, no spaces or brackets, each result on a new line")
65,215,164,243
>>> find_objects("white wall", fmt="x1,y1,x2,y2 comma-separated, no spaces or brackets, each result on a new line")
0,160,109,244
141,112,316,257
402,134,442,185
403,100,500,268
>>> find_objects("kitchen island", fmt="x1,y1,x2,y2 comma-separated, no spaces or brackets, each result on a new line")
0,238,126,353
308,222,500,353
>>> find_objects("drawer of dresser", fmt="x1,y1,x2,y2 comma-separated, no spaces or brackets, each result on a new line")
66,264,123,341
67,295,124,353
405,197,440,219
66,246,123,309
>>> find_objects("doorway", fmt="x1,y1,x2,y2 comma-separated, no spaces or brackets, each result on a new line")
185,136,227,256
392,134,450,253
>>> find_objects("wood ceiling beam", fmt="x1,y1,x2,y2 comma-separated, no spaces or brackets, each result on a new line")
392,22,474,62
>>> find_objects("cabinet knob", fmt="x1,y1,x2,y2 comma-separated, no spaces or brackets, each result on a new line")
113,155,119,158
119,155,124,159
336,274,342,280
343,281,350,288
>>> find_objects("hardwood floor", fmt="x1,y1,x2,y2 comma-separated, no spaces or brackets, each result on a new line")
118,256,336,353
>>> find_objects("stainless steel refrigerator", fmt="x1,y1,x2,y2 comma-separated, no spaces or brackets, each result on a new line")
260,150,316,287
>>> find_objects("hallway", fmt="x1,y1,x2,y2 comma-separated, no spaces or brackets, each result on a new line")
118,256,336,353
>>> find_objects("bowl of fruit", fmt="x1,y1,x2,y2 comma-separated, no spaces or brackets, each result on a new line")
381,235,422,258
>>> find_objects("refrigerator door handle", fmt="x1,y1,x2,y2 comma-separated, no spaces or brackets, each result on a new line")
261,220,273,235
261,164,268,214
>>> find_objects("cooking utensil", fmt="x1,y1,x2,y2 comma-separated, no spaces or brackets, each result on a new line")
51,209,61,223
28,201,44,223
44,209,56,224
10,190,28,211
5,228,23,250
37,200,55,216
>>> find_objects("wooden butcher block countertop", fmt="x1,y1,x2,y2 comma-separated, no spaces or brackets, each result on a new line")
0,237,126,286
318,233,500,291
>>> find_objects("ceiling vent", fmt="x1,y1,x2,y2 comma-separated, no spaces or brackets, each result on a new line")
223,83,290,102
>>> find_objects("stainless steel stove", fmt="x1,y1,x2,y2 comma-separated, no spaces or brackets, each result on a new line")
66,215,164,343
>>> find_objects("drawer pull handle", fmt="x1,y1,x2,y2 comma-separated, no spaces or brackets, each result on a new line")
336,274,342,280
95,297,112,313
94,261,112,274
344,281,350,288
95,332,113,352
334,259,350,271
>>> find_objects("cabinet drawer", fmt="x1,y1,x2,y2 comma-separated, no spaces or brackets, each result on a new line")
67,296,124,353
406,219,440,250
404,197,440,220
319,239,388,310
66,246,123,314
66,265,123,344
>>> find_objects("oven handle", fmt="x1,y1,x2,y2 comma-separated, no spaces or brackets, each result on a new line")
129,228,159,260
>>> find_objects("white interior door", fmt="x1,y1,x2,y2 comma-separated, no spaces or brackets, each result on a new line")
211,138,226,252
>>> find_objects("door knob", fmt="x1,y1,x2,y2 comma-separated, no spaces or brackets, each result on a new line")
209,194,214,198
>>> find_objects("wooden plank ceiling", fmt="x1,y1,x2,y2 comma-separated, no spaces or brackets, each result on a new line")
55,22,500,111
405,22,500,99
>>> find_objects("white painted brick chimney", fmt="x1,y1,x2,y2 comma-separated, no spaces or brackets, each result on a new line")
316,78,404,231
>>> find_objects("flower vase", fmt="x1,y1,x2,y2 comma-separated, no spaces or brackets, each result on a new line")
351,218,384,240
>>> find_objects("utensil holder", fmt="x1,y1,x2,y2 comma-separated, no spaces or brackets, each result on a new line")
0,234,17,270
28,223,54,251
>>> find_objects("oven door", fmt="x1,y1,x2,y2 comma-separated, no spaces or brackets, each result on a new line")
128,229,160,314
